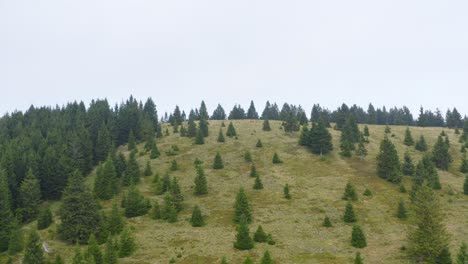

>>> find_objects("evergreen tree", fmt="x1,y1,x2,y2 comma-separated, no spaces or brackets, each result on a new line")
213,152,224,169
408,184,450,263
363,125,370,137
343,202,357,223
363,188,372,197
433,135,452,170
103,238,118,264
464,175,468,195
299,125,310,146
284,184,291,199
266,233,276,245
37,207,53,230
234,188,252,224
304,120,333,156
262,119,271,131
171,177,184,212
244,151,252,162
19,168,41,223
456,242,467,264
122,152,140,186
226,122,237,137
162,193,178,223
211,104,226,120
402,151,415,176
194,129,205,145
351,224,367,248
460,153,468,173
119,229,136,258
253,225,268,243
437,247,453,264
342,182,358,201
323,216,332,227
23,230,44,264
404,127,415,146
354,252,363,264
190,205,205,227
397,199,407,219
187,117,197,137
95,157,118,200
260,250,273,264
376,136,402,183
127,130,136,151
233,218,254,250
199,118,209,137
194,165,208,195
58,170,102,244
256,139,263,148
272,152,282,164
122,183,151,218
161,173,172,194
243,257,254,264
384,125,391,134
217,129,225,143
71,245,84,264
247,101,259,119
414,154,441,190
415,135,428,152
151,201,162,220
355,140,368,158
95,123,112,164
8,220,24,255
253,174,263,190
144,161,152,176
87,234,103,264
107,202,124,235
170,160,178,171
0,171,13,252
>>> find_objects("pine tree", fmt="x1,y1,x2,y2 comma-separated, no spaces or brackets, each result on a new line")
354,252,363,264
127,130,136,151
150,142,160,159
170,160,178,171
433,135,452,170
456,242,467,264
194,165,208,195
460,153,468,173
199,118,209,137
195,129,205,145
87,234,103,264
8,220,24,255
0,171,13,252
408,184,450,263
272,152,282,164
253,175,263,190
464,175,468,195
376,136,402,183
256,139,263,148
253,225,268,243
415,135,428,152
351,224,367,248
397,199,407,219
363,125,370,137
243,257,254,264
19,168,41,223
343,202,357,223
415,154,441,190
187,117,197,137
190,206,205,227
95,123,112,164
213,152,224,169
402,151,415,176
226,122,237,137
122,152,140,186
404,127,415,146
234,188,252,224
342,182,358,201
151,201,162,220
284,184,291,199
122,183,151,218
323,216,332,227
72,245,84,264
171,177,184,212
103,238,118,264
233,218,254,250
144,161,152,176
306,120,333,156
162,193,178,223
437,247,453,264
299,125,310,146
217,129,225,142
119,229,136,258
247,100,259,119
37,207,53,230
58,170,102,244
244,151,252,162
355,140,368,158
95,157,118,200
263,119,271,131
260,250,273,264
23,230,44,264
107,202,124,235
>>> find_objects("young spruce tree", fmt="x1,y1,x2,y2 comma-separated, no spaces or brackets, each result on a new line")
213,152,224,169
376,136,402,183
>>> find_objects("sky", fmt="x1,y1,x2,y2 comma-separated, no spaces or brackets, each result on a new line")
1,0,467,117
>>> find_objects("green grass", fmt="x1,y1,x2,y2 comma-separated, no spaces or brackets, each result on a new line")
5,120,467,264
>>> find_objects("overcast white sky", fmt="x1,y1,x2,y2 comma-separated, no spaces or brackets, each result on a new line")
1,0,467,117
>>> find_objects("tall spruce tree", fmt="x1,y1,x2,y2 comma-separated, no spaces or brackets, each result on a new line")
402,151,415,176
144,160,153,176
404,127,415,146
253,174,263,190
414,154,441,190
103,238,118,264
95,123,112,164
19,168,41,223
170,177,184,212
211,104,226,120
376,136,402,183
432,135,452,170
94,157,118,200
199,118,209,137
194,165,208,195
119,228,136,258
408,184,450,263
0,171,14,252
23,230,44,264
107,201,124,235
187,117,197,137
87,234,103,264
37,207,53,230
305,120,333,156
122,183,151,218
122,152,140,186
234,187,252,224
58,170,102,244
247,100,259,119
397,199,408,219
194,129,205,145
8,219,24,255
127,130,136,151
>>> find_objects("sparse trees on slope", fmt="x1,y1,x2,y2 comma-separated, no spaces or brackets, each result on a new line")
194,129,205,145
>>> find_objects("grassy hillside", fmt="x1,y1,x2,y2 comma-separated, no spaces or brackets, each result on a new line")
13,120,468,263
